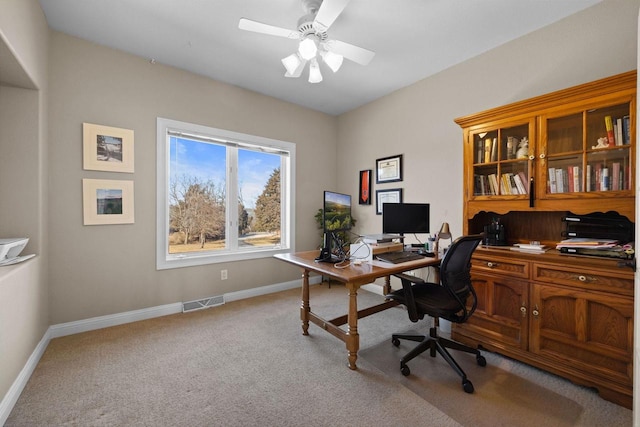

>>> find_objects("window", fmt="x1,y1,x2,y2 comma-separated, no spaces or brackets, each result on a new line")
157,118,295,269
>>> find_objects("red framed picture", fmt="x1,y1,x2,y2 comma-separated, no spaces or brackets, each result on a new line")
359,170,371,205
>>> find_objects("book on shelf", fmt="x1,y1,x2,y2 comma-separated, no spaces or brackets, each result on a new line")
548,167,557,193
484,138,492,163
612,162,620,190
616,117,623,146
491,138,498,162
513,173,527,194
586,164,591,192
604,115,615,145
622,115,630,144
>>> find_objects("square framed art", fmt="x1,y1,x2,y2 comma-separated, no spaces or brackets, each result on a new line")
83,123,134,173
82,179,134,225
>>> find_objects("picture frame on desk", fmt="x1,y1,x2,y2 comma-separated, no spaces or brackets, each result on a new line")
376,154,403,183
376,188,402,215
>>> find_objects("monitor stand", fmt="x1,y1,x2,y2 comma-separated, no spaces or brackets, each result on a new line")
315,232,344,263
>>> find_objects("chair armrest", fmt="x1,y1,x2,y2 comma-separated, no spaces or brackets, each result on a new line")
392,273,425,322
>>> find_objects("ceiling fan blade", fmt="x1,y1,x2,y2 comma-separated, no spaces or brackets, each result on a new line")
324,39,375,66
238,18,301,40
313,0,350,32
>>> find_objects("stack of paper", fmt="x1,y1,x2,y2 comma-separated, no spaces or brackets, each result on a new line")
510,243,547,253
555,238,619,249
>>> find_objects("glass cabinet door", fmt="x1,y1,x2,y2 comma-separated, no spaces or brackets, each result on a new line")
540,102,632,197
471,122,531,197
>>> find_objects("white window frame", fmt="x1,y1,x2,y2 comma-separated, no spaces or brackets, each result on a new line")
156,118,295,270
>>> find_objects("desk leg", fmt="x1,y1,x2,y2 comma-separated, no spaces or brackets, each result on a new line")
383,275,391,295
346,283,359,370
301,269,310,335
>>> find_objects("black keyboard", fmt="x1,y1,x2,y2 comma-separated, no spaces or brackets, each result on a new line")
376,251,425,264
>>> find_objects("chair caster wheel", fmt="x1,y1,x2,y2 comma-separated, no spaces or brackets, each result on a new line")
392,337,400,347
476,354,486,367
462,379,474,393
400,363,410,376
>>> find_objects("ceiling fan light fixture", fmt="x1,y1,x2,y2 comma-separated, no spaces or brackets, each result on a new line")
281,53,302,75
320,50,343,72
308,58,323,83
298,36,318,60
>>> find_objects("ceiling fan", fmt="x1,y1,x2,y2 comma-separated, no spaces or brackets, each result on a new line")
238,0,375,83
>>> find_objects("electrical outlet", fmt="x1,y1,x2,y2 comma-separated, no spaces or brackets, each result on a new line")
221,269,228,280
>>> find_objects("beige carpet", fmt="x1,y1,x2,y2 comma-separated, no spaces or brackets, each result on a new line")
360,336,582,427
5,284,633,426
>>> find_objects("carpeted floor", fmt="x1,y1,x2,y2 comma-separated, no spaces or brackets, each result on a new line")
5,283,633,426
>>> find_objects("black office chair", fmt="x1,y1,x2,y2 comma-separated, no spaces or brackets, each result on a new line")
388,234,486,393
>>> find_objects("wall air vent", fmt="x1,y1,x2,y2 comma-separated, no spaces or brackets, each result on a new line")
182,295,225,313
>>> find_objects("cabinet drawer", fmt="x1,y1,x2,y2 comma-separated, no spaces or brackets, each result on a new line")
532,263,633,296
472,255,529,279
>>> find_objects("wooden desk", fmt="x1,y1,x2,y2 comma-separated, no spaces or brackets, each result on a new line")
274,250,440,369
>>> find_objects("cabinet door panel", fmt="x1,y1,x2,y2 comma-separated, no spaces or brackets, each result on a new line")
462,272,528,350
530,284,633,385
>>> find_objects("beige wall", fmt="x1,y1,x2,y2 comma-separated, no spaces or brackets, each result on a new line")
339,0,639,245
0,0,49,411
47,32,338,324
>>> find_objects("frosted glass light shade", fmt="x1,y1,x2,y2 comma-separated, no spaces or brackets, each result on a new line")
321,50,343,72
298,37,318,60
308,59,322,83
281,53,302,75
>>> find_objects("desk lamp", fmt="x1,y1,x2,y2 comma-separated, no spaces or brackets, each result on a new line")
435,222,452,255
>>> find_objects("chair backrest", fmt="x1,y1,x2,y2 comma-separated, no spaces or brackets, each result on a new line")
439,234,483,322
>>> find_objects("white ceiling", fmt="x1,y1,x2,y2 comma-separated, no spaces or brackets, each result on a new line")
38,0,602,116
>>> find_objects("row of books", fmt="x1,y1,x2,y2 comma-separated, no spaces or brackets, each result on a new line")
548,163,630,193
604,115,631,146
474,172,528,196
476,137,498,163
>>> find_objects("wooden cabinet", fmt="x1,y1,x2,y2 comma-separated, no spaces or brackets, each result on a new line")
453,71,636,409
457,71,636,225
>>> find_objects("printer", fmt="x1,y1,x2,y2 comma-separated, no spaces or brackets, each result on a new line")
0,238,32,265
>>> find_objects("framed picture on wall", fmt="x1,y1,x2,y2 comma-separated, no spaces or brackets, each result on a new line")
359,169,372,205
83,123,134,173
376,188,402,215
376,154,403,183
82,179,135,225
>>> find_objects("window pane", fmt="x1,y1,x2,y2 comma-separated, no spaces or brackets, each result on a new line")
238,149,281,249
169,136,227,254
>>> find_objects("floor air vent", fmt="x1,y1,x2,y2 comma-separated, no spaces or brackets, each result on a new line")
182,295,225,313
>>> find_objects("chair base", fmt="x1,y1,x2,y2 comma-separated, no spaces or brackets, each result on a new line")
392,326,486,393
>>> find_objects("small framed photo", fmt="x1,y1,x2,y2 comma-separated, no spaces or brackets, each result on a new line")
376,188,403,215
82,179,134,225
83,123,134,173
376,154,403,183
359,169,372,205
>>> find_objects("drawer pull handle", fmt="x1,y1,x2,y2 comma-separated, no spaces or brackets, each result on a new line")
532,305,540,317
486,262,498,268
575,275,596,283
520,305,527,317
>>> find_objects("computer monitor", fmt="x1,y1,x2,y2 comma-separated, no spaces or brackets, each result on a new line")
382,203,430,236
323,191,352,232
317,191,352,262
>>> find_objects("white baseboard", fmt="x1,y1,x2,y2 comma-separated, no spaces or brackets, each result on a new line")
0,277,313,424
0,330,51,426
